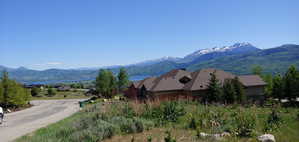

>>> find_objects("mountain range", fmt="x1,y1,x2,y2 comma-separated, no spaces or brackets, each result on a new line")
1,43,299,84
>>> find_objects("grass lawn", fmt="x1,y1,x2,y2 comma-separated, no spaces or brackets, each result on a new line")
31,90,89,100
16,101,299,142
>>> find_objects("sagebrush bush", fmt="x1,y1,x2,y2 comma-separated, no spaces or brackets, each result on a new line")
162,101,186,122
122,103,136,118
233,110,257,137
264,110,283,132
141,101,186,125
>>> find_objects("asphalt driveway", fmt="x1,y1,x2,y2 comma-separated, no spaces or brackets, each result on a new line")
0,99,84,142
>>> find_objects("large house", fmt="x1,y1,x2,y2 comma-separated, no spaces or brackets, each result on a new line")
124,68,266,103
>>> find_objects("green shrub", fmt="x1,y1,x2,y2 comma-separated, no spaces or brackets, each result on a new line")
141,104,164,125
46,88,56,97
189,117,197,130
162,101,186,123
141,101,186,125
164,131,176,142
147,135,152,142
264,110,283,132
122,103,136,118
234,110,257,137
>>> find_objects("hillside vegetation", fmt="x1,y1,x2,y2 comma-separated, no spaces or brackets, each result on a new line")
17,101,299,142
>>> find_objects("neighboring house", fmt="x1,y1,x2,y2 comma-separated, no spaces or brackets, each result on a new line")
85,88,97,96
124,68,266,103
23,84,45,89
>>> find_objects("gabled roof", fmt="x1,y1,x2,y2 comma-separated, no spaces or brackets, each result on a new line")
238,75,267,87
184,68,235,91
150,69,191,92
131,80,142,88
137,77,157,90
134,68,266,93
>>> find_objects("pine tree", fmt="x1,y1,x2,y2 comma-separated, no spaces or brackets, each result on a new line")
205,71,222,103
263,74,273,98
223,79,237,104
283,65,298,102
272,75,284,101
117,68,129,92
233,77,246,104
252,65,263,76
107,70,117,96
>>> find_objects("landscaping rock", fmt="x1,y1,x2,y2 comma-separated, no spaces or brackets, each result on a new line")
199,132,231,141
221,132,231,137
199,132,209,137
257,134,275,142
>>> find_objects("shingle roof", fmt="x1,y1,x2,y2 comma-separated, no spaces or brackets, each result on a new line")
137,77,157,90
150,69,191,92
134,68,266,92
131,80,142,88
184,68,235,91
238,75,267,87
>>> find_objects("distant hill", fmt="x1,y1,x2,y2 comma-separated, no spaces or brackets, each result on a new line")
1,43,298,84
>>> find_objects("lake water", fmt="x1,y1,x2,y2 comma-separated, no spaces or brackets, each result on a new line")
23,75,152,85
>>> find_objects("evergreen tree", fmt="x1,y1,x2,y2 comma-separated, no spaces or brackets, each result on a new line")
108,70,117,96
272,75,284,101
233,77,246,103
283,65,299,102
117,68,129,92
222,79,237,104
262,74,273,98
205,71,222,103
252,65,263,76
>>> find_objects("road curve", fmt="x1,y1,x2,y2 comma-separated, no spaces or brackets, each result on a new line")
0,99,85,142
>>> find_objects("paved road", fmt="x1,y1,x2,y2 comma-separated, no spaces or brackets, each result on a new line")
0,99,84,142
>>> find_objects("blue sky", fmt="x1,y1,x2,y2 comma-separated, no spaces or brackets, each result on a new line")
1,0,298,70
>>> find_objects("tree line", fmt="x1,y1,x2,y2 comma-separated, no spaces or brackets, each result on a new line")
203,65,299,105
203,71,246,104
253,65,299,103
95,68,129,98
0,71,31,108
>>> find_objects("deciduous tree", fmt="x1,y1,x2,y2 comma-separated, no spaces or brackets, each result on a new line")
117,68,129,92
95,69,117,98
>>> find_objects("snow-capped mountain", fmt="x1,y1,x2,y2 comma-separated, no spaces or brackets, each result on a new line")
180,42,261,63
129,42,260,66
